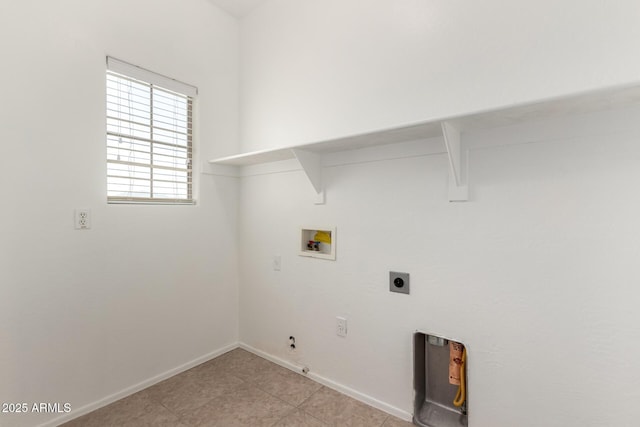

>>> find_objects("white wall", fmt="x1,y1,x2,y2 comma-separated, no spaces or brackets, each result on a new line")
0,1,240,426
240,0,640,152
238,1,640,425
238,106,640,426
3,1,640,426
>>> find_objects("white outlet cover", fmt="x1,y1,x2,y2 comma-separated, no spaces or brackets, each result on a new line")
74,209,91,230
336,317,347,337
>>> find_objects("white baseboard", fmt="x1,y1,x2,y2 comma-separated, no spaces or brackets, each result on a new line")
40,342,240,427
238,342,413,422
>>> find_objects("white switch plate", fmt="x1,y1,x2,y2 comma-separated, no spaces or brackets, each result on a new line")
336,317,347,337
74,209,91,230
272,255,281,271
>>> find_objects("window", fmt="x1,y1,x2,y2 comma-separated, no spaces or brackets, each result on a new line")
106,57,197,204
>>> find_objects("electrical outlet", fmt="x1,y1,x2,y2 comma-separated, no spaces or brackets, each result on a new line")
336,317,347,337
389,271,410,294
74,209,91,230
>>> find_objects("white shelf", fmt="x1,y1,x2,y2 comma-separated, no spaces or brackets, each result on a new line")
210,84,640,201
210,120,445,168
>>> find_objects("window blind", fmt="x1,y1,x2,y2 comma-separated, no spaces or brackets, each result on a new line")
106,57,195,204
106,57,197,97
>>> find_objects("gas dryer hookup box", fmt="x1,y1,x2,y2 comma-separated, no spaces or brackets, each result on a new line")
413,332,468,427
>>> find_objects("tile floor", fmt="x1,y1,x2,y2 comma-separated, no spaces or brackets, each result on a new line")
61,348,413,426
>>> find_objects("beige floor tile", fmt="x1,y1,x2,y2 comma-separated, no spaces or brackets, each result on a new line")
59,412,104,427
209,348,258,368
381,415,416,426
61,349,403,427
116,408,187,427
251,365,323,406
60,390,176,427
187,358,229,383
145,370,242,417
272,408,328,426
183,382,295,427
298,386,344,418
196,370,245,398
216,349,277,381
205,348,278,382
299,386,388,427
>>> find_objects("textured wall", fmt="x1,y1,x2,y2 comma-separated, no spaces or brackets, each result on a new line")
0,1,240,426
238,106,640,426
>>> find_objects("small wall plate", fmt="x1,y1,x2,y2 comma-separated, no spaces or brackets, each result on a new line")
390,271,410,294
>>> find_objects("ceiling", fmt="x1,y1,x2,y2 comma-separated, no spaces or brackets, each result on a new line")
208,0,268,18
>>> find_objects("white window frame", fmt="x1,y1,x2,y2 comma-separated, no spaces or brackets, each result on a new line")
106,57,197,204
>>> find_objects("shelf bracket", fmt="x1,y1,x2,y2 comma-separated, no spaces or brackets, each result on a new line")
292,149,325,204
441,121,469,202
